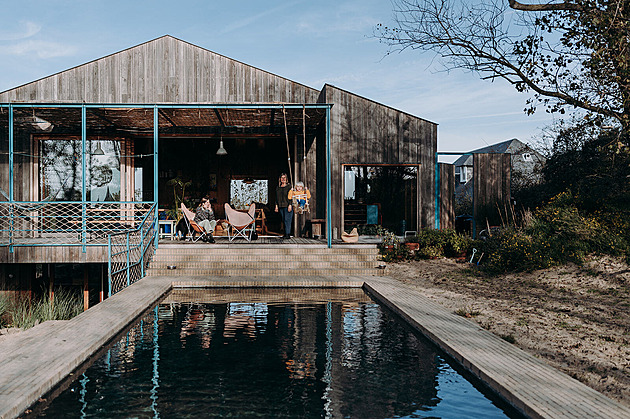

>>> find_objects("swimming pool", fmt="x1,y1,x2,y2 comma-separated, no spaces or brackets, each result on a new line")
31,289,519,418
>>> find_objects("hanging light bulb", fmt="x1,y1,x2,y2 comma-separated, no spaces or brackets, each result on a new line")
216,138,227,156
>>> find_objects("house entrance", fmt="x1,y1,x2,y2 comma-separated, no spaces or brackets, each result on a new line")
158,136,291,235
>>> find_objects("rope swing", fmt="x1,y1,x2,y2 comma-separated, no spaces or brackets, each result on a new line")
302,105,307,182
282,105,293,185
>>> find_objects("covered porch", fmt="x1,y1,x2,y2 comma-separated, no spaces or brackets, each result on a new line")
0,102,333,263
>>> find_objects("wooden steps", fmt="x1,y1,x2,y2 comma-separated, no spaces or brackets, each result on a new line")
147,242,381,277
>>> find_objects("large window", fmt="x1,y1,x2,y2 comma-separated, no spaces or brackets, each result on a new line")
343,165,418,234
39,139,121,201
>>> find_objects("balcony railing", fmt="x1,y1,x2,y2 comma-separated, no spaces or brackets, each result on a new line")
0,201,155,248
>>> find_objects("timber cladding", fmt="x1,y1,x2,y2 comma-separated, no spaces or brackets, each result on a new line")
0,35,320,104
439,163,455,229
473,153,511,234
320,84,437,233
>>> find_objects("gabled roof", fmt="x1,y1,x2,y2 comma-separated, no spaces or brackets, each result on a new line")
453,138,528,166
0,35,320,104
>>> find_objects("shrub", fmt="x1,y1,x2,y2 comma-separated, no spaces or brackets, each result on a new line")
0,288,83,329
407,229,474,259
480,191,630,273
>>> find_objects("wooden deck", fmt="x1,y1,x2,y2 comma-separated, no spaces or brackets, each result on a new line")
1,276,629,418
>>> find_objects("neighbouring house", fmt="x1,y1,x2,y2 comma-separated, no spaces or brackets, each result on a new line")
0,35,440,296
453,138,545,215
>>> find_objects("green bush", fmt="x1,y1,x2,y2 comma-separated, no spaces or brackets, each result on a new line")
407,229,473,259
480,191,630,273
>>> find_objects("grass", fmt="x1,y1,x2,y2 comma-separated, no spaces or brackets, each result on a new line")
0,288,83,330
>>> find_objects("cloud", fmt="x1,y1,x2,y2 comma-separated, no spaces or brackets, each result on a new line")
0,21,41,41
219,1,303,35
0,40,77,59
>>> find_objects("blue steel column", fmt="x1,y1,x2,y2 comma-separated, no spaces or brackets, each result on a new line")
435,154,440,229
81,105,87,252
326,106,331,248
8,105,14,253
153,106,159,249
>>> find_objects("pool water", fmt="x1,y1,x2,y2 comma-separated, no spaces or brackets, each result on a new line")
33,289,519,418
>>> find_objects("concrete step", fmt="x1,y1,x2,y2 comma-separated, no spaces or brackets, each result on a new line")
147,268,381,277
147,243,381,277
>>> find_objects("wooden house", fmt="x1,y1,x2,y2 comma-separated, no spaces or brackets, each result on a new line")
0,35,439,294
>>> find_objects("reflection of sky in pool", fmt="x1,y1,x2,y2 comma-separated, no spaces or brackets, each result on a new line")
33,292,518,418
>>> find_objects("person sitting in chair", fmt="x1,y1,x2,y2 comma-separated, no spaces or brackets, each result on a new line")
194,196,216,242
288,181,310,214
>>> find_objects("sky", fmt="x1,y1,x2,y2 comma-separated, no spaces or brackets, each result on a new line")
0,0,560,162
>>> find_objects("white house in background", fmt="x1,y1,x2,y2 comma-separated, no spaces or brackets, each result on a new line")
454,138,545,184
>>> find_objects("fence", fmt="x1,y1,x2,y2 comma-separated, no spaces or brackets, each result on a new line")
0,201,155,248
108,203,157,296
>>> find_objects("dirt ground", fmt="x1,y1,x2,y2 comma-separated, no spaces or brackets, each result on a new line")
385,256,630,407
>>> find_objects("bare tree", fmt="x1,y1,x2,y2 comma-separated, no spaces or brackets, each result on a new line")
377,0,630,142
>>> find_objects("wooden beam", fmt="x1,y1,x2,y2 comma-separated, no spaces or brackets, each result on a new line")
83,265,89,311
158,109,177,127
214,109,225,127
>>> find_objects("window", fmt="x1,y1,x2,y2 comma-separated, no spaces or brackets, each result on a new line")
343,165,417,233
522,153,532,162
459,166,472,183
39,139,121,201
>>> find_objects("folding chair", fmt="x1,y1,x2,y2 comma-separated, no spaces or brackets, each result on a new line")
224,203,256,241
180,203,210,242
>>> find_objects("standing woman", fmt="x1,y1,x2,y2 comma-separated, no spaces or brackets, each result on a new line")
274,173,293,239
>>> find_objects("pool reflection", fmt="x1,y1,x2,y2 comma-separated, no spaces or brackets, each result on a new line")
35,289,511,418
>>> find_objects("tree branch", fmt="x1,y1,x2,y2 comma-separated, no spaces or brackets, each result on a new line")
508,0,583,12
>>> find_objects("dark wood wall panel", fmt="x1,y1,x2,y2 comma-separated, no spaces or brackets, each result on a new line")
473,153,511,234
439,163,455,229
321,85,437,236
0,36,320,104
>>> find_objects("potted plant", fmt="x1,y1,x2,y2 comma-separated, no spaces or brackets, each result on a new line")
166,177,192,221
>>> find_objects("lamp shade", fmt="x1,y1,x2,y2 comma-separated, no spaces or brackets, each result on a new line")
216,140,227,156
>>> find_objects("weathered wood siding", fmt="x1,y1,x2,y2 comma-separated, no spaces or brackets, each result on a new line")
319,85,437,236
473,153,511,234
0,36,320,104
439,163,455,229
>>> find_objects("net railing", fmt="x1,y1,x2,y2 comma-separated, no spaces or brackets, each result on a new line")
0,202,154,247
108,203,157,296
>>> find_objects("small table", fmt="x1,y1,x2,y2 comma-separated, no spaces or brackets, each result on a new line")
158,219,175,240
310,219,326,238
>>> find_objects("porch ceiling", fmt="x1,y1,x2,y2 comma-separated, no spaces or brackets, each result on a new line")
0,105,327,135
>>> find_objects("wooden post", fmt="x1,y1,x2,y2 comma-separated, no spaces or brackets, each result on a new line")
48,264,55,304
99,264,104,303
83,265,89,311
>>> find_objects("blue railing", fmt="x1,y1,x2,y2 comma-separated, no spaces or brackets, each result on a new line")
0,201,155,249
108,203,157,296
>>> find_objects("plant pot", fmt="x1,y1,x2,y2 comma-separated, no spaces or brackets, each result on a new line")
405,243,420,251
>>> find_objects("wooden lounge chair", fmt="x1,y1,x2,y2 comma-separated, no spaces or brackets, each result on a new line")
224,203,256,241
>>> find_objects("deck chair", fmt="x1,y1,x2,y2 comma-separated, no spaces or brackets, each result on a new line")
180,203,210,243
224,203,256,241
